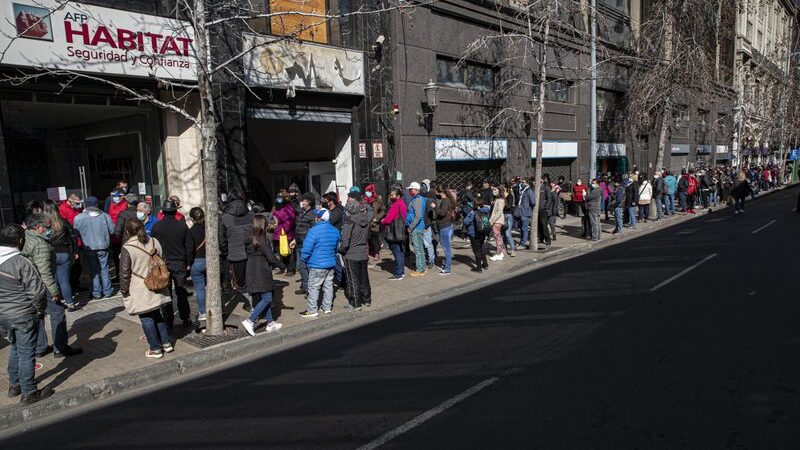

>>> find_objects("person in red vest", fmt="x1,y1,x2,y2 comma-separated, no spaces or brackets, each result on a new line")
107,190,128,278
58,193,83,226
157,195,185,222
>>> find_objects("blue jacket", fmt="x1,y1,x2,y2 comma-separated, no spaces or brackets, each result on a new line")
665,175,678,195
517,185,536,218
463,205,491,238
73,207,114,250
405,194,427,231
143,215,158,236
301,221,340,269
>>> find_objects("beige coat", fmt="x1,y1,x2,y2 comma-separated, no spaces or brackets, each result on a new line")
119,236,172,315
490,198,505,225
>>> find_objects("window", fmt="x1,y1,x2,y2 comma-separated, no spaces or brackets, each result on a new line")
545,79,572,103
436,57,496,91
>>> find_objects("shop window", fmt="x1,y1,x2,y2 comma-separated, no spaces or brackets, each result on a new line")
437,57,496,92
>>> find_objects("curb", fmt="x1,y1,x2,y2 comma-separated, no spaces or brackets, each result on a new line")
2,183,796,432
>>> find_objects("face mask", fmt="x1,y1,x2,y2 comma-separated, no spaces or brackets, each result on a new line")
365,191,373,198
136,212,146,220
70,201,83,210
112,197,122,204
592,184,598,189
43,229,53,239
276,196,284,205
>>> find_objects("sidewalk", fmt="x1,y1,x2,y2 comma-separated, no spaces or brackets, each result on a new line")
1,184,795,428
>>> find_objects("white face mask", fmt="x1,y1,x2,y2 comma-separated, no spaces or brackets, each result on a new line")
365,191,374,198
136,212,146,220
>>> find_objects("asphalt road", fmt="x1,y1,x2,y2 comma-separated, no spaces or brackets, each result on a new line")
3,188,800,449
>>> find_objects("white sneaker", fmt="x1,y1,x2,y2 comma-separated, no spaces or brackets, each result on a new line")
198,314,207,321
265,321,283,333
496,253,505,261
489,255,499,261
241,319,256,336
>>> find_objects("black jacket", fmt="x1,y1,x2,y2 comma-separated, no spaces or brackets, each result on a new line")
328,204,345,231
50,222,77,255
245,235,282,294
340,201,369,261
434,197,454,229
219,199,254,262
538,186,554,214
114,205,137,239
190,222,206,260
294,207,317,243
151,214,193,267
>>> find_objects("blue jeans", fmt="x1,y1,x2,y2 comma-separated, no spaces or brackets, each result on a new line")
139,309,170,351
627,206,637,228
423,228,435,265
5,315,39,395
665,194,675,215
438,225,453,272
520,215,531,247
679,192,687,211
614,207,624,233
190,258,206,315
734,197,746,211
411,229,426,272
655,196,663,220
86,249,113,298
503,213,516,253
307,268,334,313
55,252,73,305
389,242,405,277
296,242,309,290
36,298,67,354
249,291,274,323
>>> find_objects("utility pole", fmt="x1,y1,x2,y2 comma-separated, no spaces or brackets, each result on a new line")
589,0,598,181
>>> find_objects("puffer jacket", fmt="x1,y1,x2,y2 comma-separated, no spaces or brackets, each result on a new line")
73,207,115,250
219,199,254,262
22,229,59,298
294,207,317,243
340,200,369,261
119,237,172,315
301,221,341,269
463,205,491,238
0,246,47,323
273,202,296,242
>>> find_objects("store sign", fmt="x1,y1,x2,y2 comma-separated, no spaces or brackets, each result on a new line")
372,142,383,158
243,33,364,95
671,144,690,155
790,149,800,161
358,142,367,159
434,138,507,161
0,0,196,80
595,143,625,157
715,145,729,154
531,141,578,159
696,145,712,155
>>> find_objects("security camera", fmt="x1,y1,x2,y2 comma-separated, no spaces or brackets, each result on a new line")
374,35,385,46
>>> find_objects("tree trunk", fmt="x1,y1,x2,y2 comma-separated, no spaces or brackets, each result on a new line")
655,102,670,174
195,0,224,335
714,0,722,82
531,13,549,252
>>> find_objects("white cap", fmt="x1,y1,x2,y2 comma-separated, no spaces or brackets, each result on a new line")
406,181,421,190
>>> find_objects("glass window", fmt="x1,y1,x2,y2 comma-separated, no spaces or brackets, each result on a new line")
437,57,495,91
545,80,572,103
466,65,495,92
437,58,466,88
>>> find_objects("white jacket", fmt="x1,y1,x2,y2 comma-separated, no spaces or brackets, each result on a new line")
638,181,653,204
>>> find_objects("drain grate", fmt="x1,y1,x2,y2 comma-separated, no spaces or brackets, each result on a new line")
178,314,251,349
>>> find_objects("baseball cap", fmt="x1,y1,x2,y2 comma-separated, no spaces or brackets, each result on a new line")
349,186,361,194
85,196,99,207
315,208,330,221
406,181,421,190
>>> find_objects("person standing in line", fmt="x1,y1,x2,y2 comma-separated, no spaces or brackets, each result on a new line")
340,192,372,309
103,179,129,213
119,219,174,358
381,188,408,280
421,180,438,269
106,189,128,279
599,175,611,221
60,193,84,298
219,192,254,296
544,175,558,242
463,199,491,272
664,170,677,216
624,178,638,229
537,178,553,247
114,193,139,242
405,182,428,277
685,169,699,214
73,196,115,300
489,186,506,261
0,223,51,404
637,173,653,223
136,202,158,236
363,184,386,268
323,192,346,287
432,185,456,273
517,179,536,250
299,209,340,317
188,207,207,321
572,179,589,238
558,176,572,218
43,200,79,312
293,192,317,296
585,179,603,242
611,178,626,235
241,214,285,335
677,169,689,213
272,193,296,276
150,199,193,328
501,182,517,257
653,172,665,221
156,195,186,222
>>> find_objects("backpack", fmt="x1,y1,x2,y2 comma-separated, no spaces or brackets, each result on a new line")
474,210,491,235
131,245,171,292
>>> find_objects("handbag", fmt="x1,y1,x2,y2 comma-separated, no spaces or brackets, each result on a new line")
279,229,290,257
384,216,406,242
559,192,573,202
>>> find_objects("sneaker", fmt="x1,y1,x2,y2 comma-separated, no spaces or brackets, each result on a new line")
409,271,426,277
322,309,332,314
438,270,451,276
265,322,283,333
20,388,53,405
145,349,163,359
509,252,516,257
66,303,80,312
470,268,483,273
198,314,207,321
162,343,174,353
299,310,319,318
8,384,21,398
54,346,83,358
294,288,308,295
36,345,52,358
389,275,404,281
241,319,256,336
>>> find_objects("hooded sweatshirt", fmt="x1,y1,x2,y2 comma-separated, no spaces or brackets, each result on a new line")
340,199,369,261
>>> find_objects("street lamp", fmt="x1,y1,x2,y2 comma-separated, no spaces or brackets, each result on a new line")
418,79,440,131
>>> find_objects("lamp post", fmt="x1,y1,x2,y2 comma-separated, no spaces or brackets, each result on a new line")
589,0,598,181
424,79,440,110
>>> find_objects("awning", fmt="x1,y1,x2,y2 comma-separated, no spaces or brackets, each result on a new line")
248,107,352,123
671,144,690,155
531,141,578,159
435,138,508,161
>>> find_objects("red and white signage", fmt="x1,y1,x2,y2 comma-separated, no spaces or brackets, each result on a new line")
0,0,197,80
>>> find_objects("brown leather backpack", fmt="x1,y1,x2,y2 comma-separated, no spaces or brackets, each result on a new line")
131,245,171,292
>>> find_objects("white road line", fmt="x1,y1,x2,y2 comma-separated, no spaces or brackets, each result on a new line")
649,253,718,292
707,217,730,223
752,220,776,234
355,377,499,450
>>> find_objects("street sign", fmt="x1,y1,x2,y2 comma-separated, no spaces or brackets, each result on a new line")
789,149,800,161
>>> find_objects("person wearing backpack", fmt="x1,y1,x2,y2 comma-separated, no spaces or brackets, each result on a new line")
463,199,491,272
517,179,536,249
119,219,174,359
405,182,427,277
150,199,193,328
381,188,408,280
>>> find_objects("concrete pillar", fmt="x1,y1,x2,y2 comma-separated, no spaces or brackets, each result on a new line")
161,95,204,212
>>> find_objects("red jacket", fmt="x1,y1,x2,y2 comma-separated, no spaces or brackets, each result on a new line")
572,184,588,202
108,200,128,224
58,201,80,225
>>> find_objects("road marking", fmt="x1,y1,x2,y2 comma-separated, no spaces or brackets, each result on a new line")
706,217,730,223
676,229,697,235
432,311,625,322
649,253,718,292
751,220,776,234
356,377,499,450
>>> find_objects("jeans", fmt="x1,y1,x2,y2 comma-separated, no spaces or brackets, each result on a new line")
163,262,190,325
36,298,68,354
423,228,435,265
411,229,426,272
665,194,675,215
388,242,405,278
190,258,207,315
5,315,39,395
55,252,74,305
139,309,170,351
296,241,309,290
734,197,746,211
520,215,531,247
627,206,637,228
638,204,649,221
589,213,601,240
614,207,624,233
710,190,718,206
344,259,371,306
655,196,663,220
438,225,453,272
249,291,275,323
503,213,516,254
85,249,113,298
679,192,688,211
307,268,334,313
